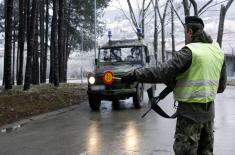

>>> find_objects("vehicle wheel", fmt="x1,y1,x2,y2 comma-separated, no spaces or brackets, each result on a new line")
88,95,101,111
112,100,120,110
133,83,144,109
147,85,156,99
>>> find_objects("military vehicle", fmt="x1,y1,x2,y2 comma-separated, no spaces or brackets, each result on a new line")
87,32,156,110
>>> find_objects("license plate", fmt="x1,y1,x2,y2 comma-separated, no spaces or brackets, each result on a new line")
91,85,105,91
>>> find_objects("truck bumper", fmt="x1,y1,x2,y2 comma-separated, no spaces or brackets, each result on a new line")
87,88,136,100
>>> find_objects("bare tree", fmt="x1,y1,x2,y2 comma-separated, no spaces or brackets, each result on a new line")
189,0,198,16
182,0,214,17
151,0,180,62
182,0,190,16
140,0,152,38
157,0,170,62
169,0,184,26
171,0,175,54
126,0,152,38
189,0,214,16
198,0,213,14
151,0,158,61
217,0,234,47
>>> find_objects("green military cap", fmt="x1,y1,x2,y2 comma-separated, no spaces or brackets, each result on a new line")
185,16,204,28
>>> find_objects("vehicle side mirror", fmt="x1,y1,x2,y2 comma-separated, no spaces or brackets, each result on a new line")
146,56,150,63
95,58,98,65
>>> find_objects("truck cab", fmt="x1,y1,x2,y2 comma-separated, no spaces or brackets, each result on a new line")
87,38,155,110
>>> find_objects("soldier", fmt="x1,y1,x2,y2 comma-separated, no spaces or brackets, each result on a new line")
121,16,227,155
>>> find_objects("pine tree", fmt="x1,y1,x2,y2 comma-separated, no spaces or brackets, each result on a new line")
4,0,13,90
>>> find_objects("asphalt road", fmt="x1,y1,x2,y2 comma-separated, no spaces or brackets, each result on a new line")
0,84,235,155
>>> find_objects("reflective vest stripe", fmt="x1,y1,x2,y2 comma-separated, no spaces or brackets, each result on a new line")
174,91,217,99
174,85,218,94
176,80,219,87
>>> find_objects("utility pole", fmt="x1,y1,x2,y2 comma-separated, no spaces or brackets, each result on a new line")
94,0,97,58
233,47,234,77
81,26,83,52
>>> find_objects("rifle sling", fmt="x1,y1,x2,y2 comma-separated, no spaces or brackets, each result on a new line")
151,101,177,119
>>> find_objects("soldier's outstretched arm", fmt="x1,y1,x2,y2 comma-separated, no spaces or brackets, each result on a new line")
134,47,192,85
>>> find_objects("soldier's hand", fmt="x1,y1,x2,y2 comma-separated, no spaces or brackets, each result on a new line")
121,71,137,84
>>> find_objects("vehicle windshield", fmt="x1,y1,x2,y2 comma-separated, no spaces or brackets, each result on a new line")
98,47,142,64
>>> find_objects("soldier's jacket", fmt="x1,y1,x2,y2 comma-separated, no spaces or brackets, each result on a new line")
134,30,227,123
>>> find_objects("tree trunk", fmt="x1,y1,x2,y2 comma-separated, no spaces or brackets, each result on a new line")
182,0,190,43
217,5,225,47
12,20,16,85
160,0,169,63
43,0,49,83
49,0,55,84
171,0,175,54
183,0,190,16
4,0,13,90
161,21,165,62
40,0,45,83
51,0,59,87
63,0,72,82
32,6,39,85
58,0,64,82
49,42,54,83
189,0,198,16
141,0,145,38
17,0,26,85
217,0,234,47
64,37,73,82
153,0,158,62
24,0,38,90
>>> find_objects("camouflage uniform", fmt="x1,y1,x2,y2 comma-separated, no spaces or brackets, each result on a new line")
173,116,214,155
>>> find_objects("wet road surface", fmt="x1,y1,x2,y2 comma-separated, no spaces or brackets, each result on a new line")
0,84,235,155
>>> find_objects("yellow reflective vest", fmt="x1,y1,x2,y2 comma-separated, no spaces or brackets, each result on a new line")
173,42,224,103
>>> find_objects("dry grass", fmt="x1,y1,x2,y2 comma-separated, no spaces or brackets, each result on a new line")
0,83,87,127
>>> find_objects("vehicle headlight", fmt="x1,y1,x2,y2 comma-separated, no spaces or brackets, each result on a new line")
88,76,95,84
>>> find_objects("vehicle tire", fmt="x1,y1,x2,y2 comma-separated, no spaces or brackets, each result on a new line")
112,100,120,110
147,85,156,99
133,83,144,109
88,95,101,111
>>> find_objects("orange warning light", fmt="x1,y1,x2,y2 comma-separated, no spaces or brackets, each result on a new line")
102,71,114,85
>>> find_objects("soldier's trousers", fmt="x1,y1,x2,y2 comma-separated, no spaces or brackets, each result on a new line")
173,116,214,155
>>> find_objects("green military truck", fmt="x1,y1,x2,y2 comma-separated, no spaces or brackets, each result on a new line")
87,37,156,110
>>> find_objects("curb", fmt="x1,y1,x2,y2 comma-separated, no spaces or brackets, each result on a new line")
0,104,80,133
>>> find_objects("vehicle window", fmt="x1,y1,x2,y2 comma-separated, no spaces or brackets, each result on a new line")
99,47,142,63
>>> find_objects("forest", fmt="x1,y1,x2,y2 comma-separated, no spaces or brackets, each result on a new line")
1,0,110,90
